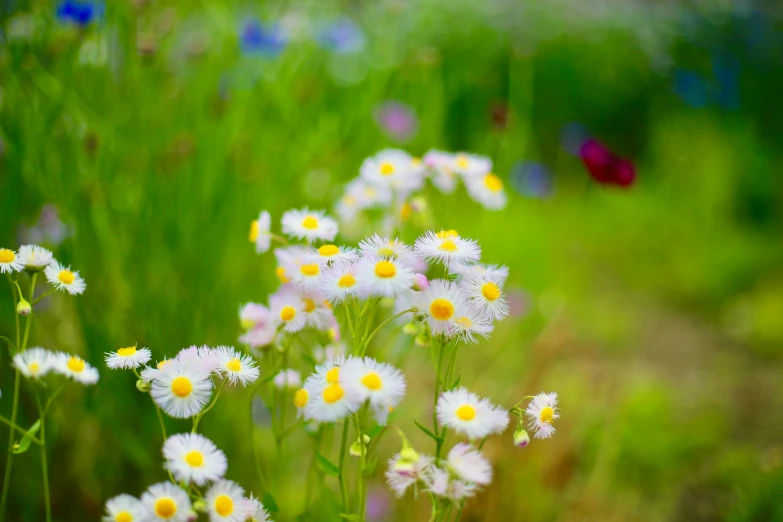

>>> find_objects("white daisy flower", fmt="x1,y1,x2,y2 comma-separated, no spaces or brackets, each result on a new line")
249,210,272,254
360,149,425,194
452,263,509,285
436,387,509,440
385,453,434,497
163,432,228,486
451,152,492,178
460,273,509,322
206,479,246,522
446,443,492,485
281,208,338,243
304,244,358,266
0,248,23,274
525,392,559,439
269,288,307,333
341,357,406,425
320,260,360,304
273,369,301,390
239,323,276,349
290,258,324,293
53,353,99,385
414,230,481,267
423,150,458,194
355,256,415,298
273,246,311,285
298,292,335,331
449,308,493,344
239,303,272,331
335,192,361,222
415,279,468,336
17,245,53,271
105,346,152,370
293,387,310,418
140,482,192,522
302,358,362,423
465,172,507,210
237,495,270,522
422,465,450,497
151,358,213,418
13,347,54,379
214,346,259,386
140,358,173,383
44,260,86,295
358,234,418,267
103,494,143,522
176,345,221,374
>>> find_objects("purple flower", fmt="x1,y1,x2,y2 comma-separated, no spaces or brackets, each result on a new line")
510,161,553,199
373,101,418,143
56,0,102,27
318,17,365,54
240,19,286,57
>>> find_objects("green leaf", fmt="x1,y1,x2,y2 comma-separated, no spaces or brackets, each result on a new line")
450,375,461,390
367,424,384,438
339,514,360,521
12,419,41,454
261,492,278,513
414,419,441,442
316,453,340,477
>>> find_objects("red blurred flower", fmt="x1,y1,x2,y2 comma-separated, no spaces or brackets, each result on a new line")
579,139,636,187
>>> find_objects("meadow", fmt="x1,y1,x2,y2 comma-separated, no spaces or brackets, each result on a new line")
2,1,783,521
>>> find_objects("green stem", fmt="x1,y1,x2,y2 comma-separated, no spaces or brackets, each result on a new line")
428,493,439,522
192,379,226,433
434,336,446,459
31,289,58,305
0,415,41,445
34,390,51,522
338,418,350,513
453,500,466,522
361,308,414,356
248,380,269,494
355,414,367,522
0,336,15,354
444,342,458,390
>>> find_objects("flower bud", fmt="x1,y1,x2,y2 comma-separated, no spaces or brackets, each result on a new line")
328,326,340,343
392,459,415,475
136,379,151,393
192,499,207,513
513,428,530,448
414,332,431,347
16,299,32,316
402,322,419,336
400,447,419,463
413,273,429,291
349,434,371,457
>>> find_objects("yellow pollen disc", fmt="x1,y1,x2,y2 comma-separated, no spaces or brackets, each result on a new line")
318,244,340,257
326,367,340,384
0,249,14,263
540,406,554,424
374,261,396,279
412,157,421,165
58,270,75,285
439,240,458,252
456,155,469,168
304,299,316,313
275,266,289,283
482,282,501,301
227,358,242,372
456,316,472,328
302,216,319,229
343,195,356,206
294,388,308,408
377,248,396,259
456,404,476,421
361,372,382,390
154,498,176,519
323,300,333,310
29,362,40,375
184,450,204,467
365,187,377,198
379,162,395,176
157,359,170,369
115,511,133,522
240,318,255,330
337,274,356,288
484,173,503,192
280,306,296,322
171,376,193,398
117,347,137,357
67,357,85,373
249,220,259,241
430,299,455,321
435,229,459,239
300,263,319,276
215,495,233,516
400,202,412,222
322,383,344,404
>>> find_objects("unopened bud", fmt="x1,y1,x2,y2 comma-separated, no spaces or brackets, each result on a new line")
192,499,207,513
402,322,419,336
400,447,419,463
413,273,429,291
16,299,32,316
513,429,530,448
349,434,371,457
414,333,431,347
136,379,151,393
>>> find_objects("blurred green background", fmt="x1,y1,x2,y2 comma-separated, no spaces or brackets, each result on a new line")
2,0,783,520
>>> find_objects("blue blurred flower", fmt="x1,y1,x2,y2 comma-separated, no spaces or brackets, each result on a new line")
318,16,365,54
240,18,286,57
56,0,102,27
373,101,418,143
673,69,709,108
712,53,740,110
510,161,553,199
560,122,589,156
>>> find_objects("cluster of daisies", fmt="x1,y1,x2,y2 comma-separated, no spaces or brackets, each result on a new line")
0,244,86,295
335,149,508,223
104,432,270,522
14,347,99,385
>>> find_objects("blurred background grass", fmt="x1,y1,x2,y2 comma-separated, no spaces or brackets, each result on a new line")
2,0,783,520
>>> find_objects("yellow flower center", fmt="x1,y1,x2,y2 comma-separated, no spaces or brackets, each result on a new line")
322,383,344,404
456,316,472,328
484,173,503,192
300,263,319,276
379,162,395,176
343,195,356,206
439,240,458,252
435,229,459,239
302,216,318,229
115,511,133,522
400,202,412,221
58,270,75,285
326,367,340,384
249,220,259,241
318,244,340,257
540,406,554,423
157,359,170,369
294,388,308,408
275,266,289,283
280,306,296,322
304,299,316,313
430,299,455,321
240,318,255,330
374,261,396,279
184,450,204,467
154,498,177,519
361,372,382,390
227,358,242,372
117,347,137,357
377,247,396,258
456,155,469,168
67,357,85,373
171,376,193,398
482,282,501,301
215,495,233,516
0,249,14,263
412,157,421,166
29,362,40,375
337,274,356,288
323,300,333,310
456,405,476,421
